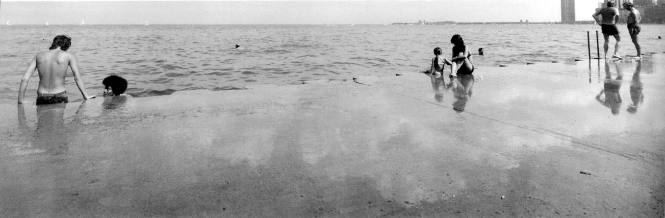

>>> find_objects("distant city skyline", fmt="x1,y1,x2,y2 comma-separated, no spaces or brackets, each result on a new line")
561,0,576,24
1,0,601,25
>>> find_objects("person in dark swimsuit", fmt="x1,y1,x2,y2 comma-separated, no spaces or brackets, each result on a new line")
593,2,622,59
18,35,94,105
450,34,474,77
430,47,451,78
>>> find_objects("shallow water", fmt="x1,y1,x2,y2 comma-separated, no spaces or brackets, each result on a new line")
1,24,664,101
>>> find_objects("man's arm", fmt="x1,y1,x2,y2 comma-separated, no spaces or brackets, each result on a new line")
636,11,641,24
68,53,94,100
596,90,606,104
592,11,601,24
614,9,620,24
17,57,37,104
430,58,436,75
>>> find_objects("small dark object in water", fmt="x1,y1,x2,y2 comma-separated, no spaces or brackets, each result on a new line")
574,58,583,61
396,73,402,76
526,62,534,65
659,36,662,39
580,171,592,175
235,44,240,49
499,64,507,67
352,77,368,85
552,60,559,63
478,48,484,56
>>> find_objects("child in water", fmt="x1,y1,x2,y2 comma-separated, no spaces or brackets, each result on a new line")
102,75,128,96
430,47,451,78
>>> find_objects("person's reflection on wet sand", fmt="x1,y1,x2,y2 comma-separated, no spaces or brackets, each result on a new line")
452,74,475,112
17,103,68,155
429,73,447,103
102,95,128,110
17,101,90,155
596,61,623,115
628,60,644,114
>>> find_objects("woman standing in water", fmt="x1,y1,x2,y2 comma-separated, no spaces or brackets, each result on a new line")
450,34,475,77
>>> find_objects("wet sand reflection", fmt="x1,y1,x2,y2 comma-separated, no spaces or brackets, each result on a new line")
452,74,475,112
17,103,68,155
596,61,623,115
628,60,644,114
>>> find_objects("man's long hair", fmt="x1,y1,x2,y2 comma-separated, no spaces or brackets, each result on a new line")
49,35,71,51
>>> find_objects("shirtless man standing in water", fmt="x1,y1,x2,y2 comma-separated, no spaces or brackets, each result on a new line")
593,1,622,59
18,35,94,104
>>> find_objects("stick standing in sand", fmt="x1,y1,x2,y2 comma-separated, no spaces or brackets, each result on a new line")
623,2,642,58
593,1,622,59
18,35,94,104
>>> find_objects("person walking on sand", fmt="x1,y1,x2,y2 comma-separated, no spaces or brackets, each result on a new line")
593,1,622,59
623,2,642,59
18,35,94,105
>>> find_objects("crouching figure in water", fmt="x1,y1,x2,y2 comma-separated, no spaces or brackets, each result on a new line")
450,34,475,77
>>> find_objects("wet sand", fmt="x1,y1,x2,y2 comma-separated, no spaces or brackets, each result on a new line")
1,55,664,217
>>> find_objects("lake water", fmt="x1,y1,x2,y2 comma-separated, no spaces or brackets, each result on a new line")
1,24,664,101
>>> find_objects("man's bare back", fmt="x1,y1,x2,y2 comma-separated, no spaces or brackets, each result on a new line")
18,35,93,104
595,7,619,25
35,50,70,95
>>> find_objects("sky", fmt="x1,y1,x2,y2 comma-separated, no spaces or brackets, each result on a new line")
0,0,601,25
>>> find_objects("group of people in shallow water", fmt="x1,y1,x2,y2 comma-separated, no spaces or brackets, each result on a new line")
17,35,128,105
593,1,642,59
426,31,645,115
427,34,476,112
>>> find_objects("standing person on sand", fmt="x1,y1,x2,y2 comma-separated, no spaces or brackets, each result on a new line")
18,35,95,105
593,1,622,59
623,2,642,59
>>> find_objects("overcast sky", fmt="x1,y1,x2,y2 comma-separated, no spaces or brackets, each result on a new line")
0,0,600,25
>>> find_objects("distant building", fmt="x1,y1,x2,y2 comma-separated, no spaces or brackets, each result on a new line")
561,0,576,24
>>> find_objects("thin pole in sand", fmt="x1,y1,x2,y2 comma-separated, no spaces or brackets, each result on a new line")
595,30,600,59
587,31,591,60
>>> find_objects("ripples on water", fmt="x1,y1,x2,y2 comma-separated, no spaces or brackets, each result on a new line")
1,24,664,100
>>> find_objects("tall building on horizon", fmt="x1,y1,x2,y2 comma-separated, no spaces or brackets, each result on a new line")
561,0,576,24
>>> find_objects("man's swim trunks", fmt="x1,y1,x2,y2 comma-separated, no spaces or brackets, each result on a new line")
36,91,68,105
602,24,620,35
627,23,641,35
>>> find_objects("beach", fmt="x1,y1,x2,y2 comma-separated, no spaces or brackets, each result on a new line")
1,24,665,102
1,54,663,217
